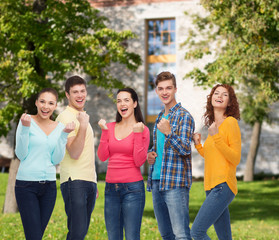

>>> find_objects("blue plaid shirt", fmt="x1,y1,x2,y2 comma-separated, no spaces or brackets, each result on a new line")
147,103,195,191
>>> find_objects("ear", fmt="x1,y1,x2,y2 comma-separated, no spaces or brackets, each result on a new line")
134,101,138,109
35,100,38,108
65,92,70,100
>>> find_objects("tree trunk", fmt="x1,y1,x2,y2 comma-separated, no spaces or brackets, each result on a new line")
243,121,262,182
3,158,20,213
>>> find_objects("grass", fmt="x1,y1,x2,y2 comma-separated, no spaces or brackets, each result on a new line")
0,173,278,240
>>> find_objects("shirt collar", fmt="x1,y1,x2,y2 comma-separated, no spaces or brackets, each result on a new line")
66,106,85,114
162,102,181,115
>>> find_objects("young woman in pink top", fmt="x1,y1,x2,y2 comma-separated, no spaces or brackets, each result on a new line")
97,87,150,240
191,84,241,240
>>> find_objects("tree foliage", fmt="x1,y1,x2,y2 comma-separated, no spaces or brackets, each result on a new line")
0,0,141,136
183,0,279,125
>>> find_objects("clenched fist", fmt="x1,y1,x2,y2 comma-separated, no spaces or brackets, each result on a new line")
208,122,218,136
193,133,201,145
20,113,31,127
157,118,171,135
63,121,75,133
133,122,144,133
147,151,157,165
98,119,108,130
77,112,89,128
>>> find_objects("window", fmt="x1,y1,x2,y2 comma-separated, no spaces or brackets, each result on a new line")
145,19,176,122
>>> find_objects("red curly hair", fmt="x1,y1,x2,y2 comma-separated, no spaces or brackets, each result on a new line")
204,84,240,127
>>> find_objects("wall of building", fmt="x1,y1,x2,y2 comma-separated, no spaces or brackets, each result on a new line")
91,0,279,177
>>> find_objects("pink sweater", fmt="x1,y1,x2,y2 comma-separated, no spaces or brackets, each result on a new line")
97,122,150,183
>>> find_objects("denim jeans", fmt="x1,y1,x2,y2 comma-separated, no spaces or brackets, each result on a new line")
151,180,191,240
60,179,97,240
104,180,145,240
15,180,57,240
191,182,235,240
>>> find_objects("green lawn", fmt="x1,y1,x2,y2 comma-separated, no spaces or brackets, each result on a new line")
0,173,278,239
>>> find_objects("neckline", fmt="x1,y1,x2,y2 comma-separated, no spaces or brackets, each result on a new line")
113,122,133,141
31,118,60,137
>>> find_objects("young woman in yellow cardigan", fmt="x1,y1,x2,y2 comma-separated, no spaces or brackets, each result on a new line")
191,84,241,240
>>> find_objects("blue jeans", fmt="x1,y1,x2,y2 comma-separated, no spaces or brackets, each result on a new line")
61,179,97,240
151,180,191,240
191,182,235,240
15,180,57,240
104,180,145,240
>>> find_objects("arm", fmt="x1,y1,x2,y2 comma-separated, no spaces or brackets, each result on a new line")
193,133,204,157
15,114,32,161
165,113,195,156
15,122,30,161
66,112,89,160
97,129,110,162
195,144,205,157
213,118,241,166
51,131,69,165
133,127,150,167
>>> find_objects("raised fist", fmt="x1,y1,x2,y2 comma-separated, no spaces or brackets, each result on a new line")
193,133,201,145
20,113,31,127
98,119,108,130
77,112,89,127
63,121,75,133
133,122,144,133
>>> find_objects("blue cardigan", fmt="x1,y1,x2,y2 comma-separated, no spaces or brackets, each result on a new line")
15,118,69,181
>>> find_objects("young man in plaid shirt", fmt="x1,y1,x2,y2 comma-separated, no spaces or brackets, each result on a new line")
147,71,195,240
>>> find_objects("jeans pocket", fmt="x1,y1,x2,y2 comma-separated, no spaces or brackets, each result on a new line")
126,181,144,193
212,182,226,196
15,180,33,188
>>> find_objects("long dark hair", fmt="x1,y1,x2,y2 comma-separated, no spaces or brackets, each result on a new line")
116,88,145,123
204,84,240,126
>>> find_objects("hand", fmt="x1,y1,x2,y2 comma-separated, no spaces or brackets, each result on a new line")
77,112,89,128
98,119,108,130
157,118,171,135
96,189,99,199
193,133,201,145
63,121,75,133
147,151,157,165
20,113,31,127
133,122,144,133
208,122,218,136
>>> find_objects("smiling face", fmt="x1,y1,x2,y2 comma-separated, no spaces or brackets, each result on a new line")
35,92,57,120
116,91,137,120
211,86,230,110
66,84,87,111
155,79,177,108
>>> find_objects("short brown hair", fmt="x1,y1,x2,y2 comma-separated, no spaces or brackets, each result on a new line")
155,71,176,88
65,75,86,94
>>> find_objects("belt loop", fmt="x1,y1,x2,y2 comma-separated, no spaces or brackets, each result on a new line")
39,180,46,184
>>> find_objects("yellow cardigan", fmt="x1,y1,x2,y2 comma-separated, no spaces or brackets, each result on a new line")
195,117,241,195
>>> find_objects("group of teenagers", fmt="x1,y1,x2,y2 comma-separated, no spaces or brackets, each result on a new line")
15,71,241,240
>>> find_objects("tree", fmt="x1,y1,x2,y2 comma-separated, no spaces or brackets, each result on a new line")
0,0,141,213
182,0,279,181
